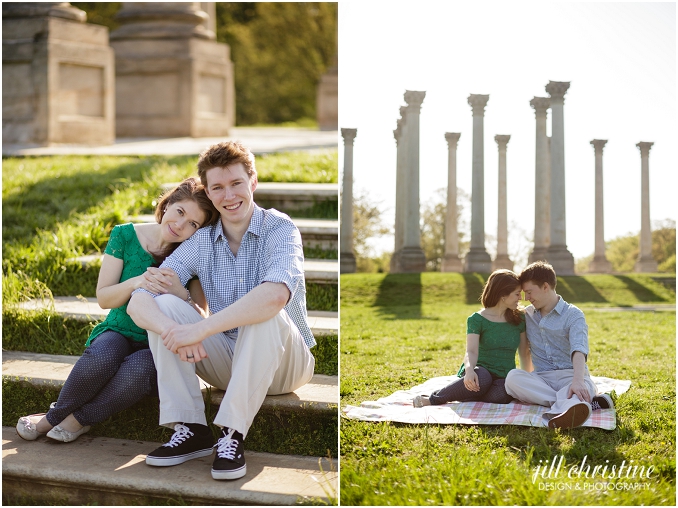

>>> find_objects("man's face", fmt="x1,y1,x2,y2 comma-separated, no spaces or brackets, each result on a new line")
522,281,550,310
204,163,257,228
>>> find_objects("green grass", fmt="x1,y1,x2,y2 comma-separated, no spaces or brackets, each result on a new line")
340,273,675,506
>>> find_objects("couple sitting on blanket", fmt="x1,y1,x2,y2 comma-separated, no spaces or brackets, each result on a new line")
413,262,613,429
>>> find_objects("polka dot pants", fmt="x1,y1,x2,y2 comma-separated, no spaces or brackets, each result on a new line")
46,331,158,427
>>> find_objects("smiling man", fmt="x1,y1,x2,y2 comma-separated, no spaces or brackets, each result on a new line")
504,261,612,429
127,141,315,480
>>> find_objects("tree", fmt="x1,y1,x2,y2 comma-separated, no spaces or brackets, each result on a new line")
420,187,470,271
352,190,392,272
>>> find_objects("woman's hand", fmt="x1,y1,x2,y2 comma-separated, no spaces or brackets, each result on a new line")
463,369,480,392
143,267,184,298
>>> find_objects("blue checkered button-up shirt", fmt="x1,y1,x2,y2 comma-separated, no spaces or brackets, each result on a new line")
135,205,315,348
524,296,589,373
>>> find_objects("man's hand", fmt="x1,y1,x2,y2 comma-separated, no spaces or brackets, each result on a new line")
161,322,205,353
567,378,591,403
177,344,208,363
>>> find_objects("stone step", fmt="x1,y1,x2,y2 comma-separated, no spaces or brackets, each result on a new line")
68,256,338,284
2,426,336,505
2,351,338,415
132,215,338,250
15,297,338,336
162,181,338,213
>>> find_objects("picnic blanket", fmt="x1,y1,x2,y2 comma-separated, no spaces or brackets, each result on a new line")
343,375,631,430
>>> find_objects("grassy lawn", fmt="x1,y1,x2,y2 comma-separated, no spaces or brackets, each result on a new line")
340,273,676,506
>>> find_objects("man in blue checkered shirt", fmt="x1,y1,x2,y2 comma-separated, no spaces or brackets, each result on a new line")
128,141,316,481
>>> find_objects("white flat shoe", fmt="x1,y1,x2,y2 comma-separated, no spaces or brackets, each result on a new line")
46,424,91,443
16,402,57,441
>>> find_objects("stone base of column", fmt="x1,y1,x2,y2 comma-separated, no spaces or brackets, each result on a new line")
528,247,550,264
588,256,612,274
391,247,427,273
340,252,356,274
492,255,514,272
545,245,575,275
464,248,492,273
441,254,463,272
634,257,658,273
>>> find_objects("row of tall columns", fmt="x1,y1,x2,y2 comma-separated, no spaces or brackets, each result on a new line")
589,140,612,273
441,133,463,271
635,142,658,272
340,128,357,273
528,97,551,263
493,135,513,271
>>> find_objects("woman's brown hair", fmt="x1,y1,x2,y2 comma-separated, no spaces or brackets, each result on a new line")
150,177,219,264
480,269,524,325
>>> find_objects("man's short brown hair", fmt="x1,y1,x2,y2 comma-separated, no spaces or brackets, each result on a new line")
197,141,256,187
519,260,557,290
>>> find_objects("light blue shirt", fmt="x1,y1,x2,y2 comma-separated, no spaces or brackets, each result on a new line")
133,205,315,348
524,296,589,373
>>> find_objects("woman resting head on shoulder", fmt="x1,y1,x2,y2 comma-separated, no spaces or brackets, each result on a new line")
413,269,533,407
16,177,218,444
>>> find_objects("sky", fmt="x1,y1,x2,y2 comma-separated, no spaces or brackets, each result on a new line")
338,1,676,270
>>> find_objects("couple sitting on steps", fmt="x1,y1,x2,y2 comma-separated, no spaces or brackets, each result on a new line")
16,141,316,481
413,262,613,429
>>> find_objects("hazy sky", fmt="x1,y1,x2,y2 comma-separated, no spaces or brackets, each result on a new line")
339,1,676,269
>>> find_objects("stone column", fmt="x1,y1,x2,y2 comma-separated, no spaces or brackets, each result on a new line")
441,133,463,272
340,128,357,273
2,2,115,146
493,135,513,271
392,91,427,272
634,142,658,272
545,81,574,275
588,140,612,273
110,2,234,137
528,97,551,263
464,94,492,273
317,53,338,131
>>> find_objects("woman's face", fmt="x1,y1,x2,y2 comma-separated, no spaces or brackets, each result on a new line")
160,199,207,243
503,286,523,309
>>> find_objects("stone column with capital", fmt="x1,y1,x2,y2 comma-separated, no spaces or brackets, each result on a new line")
464,94,492,273
2,2,115,146
634,142,658,272
441,133,463,272
493,135,514,271
391,91,427,272
545,81,575,275
110,2,234,137
588,140,612,273
528,97,551,263
340,128,357,273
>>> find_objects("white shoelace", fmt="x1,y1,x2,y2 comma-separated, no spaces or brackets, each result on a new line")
162,424,194,448
591,400,602,411
214,428,239,459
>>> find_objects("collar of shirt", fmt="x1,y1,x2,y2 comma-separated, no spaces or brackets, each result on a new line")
211,205,264,244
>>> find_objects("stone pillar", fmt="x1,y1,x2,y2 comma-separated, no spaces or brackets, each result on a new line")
317,53,338,130
340,128,357,273
588,140,612,273
392,91,427,273
464,94,492,273
545,81,575,275
493,135,513,271
110,2,234,138
441,133,463,272
634,142,658,272
528,97,551,263
390,110,407,273
2,2,115,146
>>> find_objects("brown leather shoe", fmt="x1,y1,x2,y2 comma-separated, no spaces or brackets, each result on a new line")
547,403,591,429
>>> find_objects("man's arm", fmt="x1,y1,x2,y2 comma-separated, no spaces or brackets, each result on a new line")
160,281,289,353
567,351,591,402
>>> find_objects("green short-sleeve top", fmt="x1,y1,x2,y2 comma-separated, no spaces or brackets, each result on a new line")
457,311,526,378
85,223,156,347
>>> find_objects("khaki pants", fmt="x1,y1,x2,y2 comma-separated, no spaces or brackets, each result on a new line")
147,295,315,438
504,369,597,422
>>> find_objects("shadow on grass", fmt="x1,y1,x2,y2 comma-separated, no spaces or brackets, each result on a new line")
463,273,487,304
614,275,670,303
557,276,608,304
374,273,422,319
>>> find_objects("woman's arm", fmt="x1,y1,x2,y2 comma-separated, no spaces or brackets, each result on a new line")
463,333,481,391
188,278,209,318
96,254,148,309
518,331,533,372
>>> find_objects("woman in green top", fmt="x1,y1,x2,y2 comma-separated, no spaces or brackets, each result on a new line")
414,270,533,407
16,178,219,442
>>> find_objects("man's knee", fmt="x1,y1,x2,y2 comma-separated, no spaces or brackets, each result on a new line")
504,369,529,394
154,294,187,314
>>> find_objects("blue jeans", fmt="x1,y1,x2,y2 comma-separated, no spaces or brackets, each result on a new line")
429,366,514,405
46,331,158,427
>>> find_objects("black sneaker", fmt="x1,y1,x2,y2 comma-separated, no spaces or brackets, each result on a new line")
591,393,614,411
146,423,214,466
211,427,246,480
